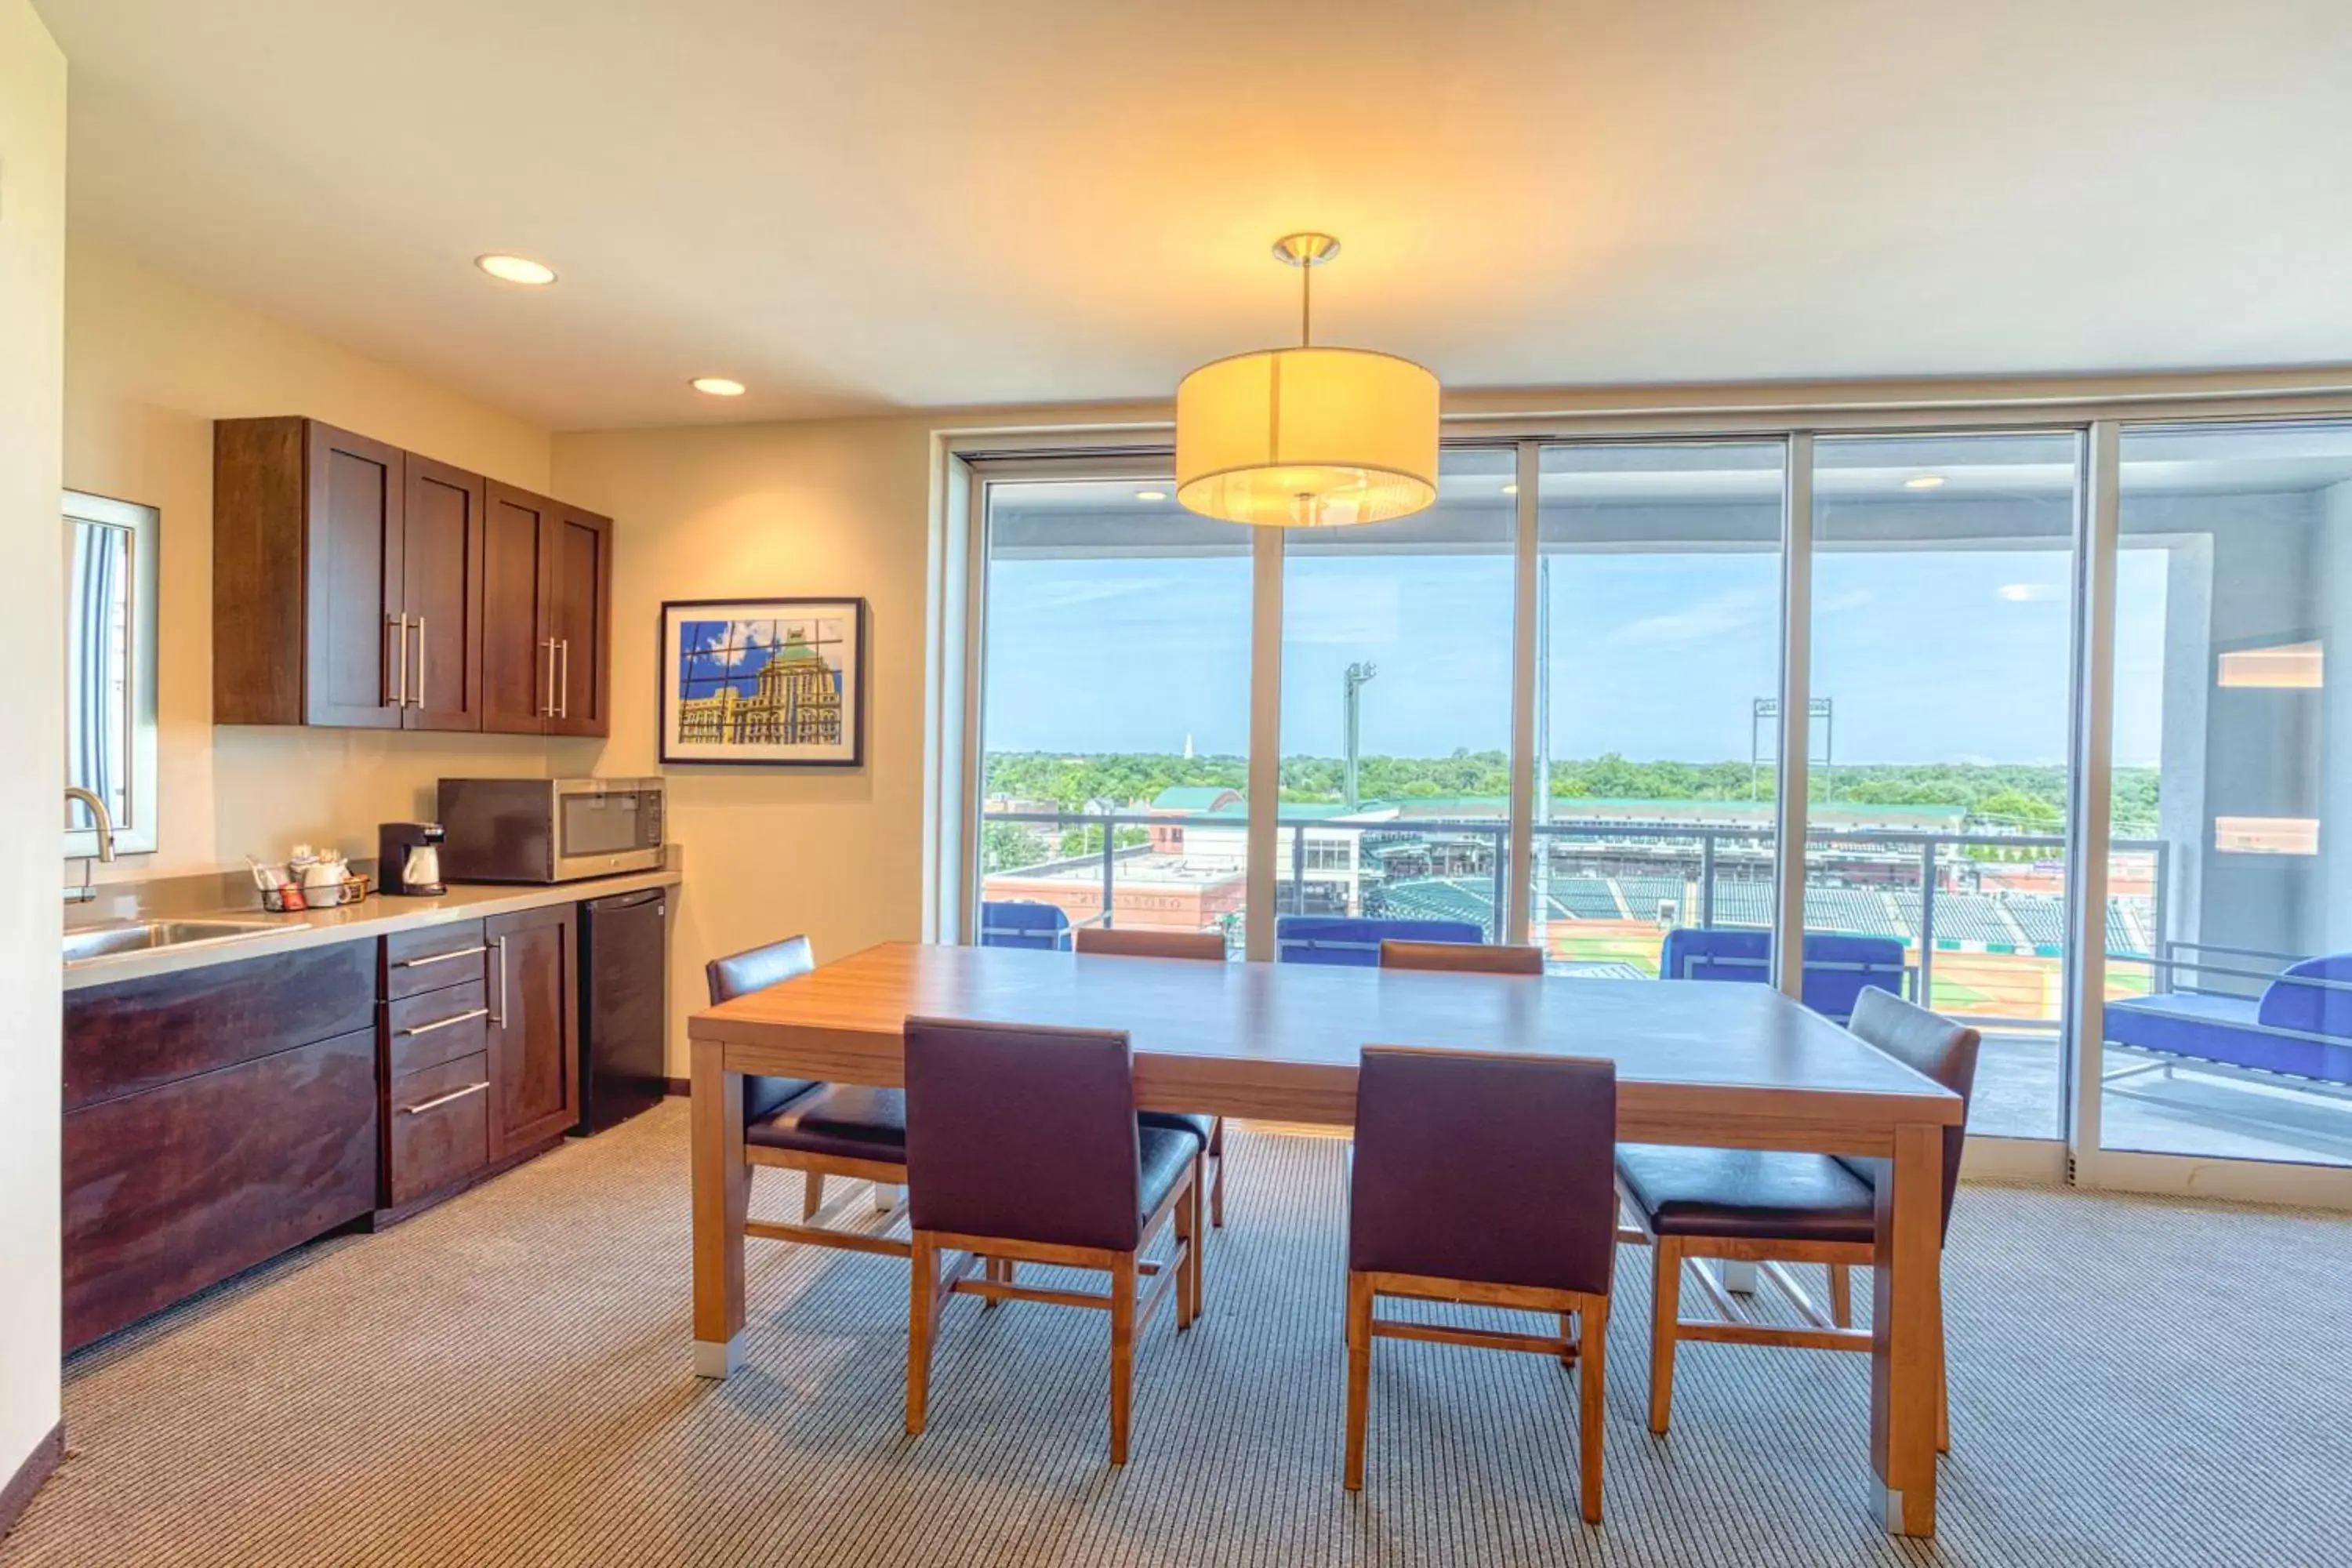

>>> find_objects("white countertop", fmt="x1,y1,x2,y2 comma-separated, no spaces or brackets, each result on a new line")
64,865,682,993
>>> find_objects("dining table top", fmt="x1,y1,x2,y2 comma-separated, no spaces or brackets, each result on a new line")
688,942,1962,1145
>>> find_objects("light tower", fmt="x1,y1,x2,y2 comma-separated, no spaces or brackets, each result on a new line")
1343,661,1378,810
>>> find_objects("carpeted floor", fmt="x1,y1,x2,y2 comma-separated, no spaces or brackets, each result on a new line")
6,1102,2349,1567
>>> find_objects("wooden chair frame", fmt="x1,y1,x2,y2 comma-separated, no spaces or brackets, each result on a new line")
1617,1197,1948,1453
1345,1269,1613,1524
746,1146,909,1258
907,1151,1201,1464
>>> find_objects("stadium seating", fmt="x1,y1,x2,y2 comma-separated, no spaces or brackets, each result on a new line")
1548,876,1626,920
1618,876,1689,921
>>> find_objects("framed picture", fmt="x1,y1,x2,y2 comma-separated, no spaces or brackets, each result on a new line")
659,597,866,767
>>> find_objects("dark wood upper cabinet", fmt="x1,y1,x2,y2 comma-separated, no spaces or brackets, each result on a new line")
216,418,609,737
485,902,579,1155
550,503,614,738
481,482,614,739
401,456,487,731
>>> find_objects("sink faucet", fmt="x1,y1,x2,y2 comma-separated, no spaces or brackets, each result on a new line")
65,785,116,904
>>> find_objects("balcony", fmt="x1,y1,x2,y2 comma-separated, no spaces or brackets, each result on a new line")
979,809,2352,1167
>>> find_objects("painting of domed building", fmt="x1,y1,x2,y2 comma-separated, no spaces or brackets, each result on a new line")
661,598,866,766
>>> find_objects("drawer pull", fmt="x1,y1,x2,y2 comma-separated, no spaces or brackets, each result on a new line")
397,1007,488,1038
401,1081,489,1116
394,944,488,970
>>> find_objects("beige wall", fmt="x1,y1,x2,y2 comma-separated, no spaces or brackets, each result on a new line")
64,240,586,877
1,0,67,1483
553,419,948,1063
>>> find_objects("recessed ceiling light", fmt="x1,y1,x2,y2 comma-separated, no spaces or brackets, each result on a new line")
1134,489,1168,502
1501,482,1519,495
690,377,747,397
1904,474,1946,490
475,253,557,286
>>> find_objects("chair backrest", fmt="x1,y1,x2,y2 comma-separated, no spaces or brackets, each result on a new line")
1074,926,1225,962
1348,1045,1617,1295
1836,987,1981,1240
902,1016,1143,1250
706,933,815,1005
705,935,820,1123
1276,914,1483,967
978,900,1073,951
1657,927,1907,1022
2258,953,2352,1040
1379,939,1545,976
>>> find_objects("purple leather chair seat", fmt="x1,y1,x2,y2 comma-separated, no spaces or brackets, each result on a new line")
1614,1144,1877,1243
747,1085,908,1163
1141,1110,1215,1143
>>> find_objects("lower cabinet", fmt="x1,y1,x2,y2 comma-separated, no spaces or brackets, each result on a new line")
387,1052,492,1207
63,1027,379,1352
486,902,580,1156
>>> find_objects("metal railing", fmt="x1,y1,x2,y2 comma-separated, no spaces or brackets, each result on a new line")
977,809,2168,1029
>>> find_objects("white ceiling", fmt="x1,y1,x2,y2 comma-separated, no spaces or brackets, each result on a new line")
38,0,2352,431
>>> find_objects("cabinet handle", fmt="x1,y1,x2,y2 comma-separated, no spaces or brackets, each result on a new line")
557,638,571,720
400,1080,488,1116
388,614,409,706
392,943,487,970
491,935,509,1026
412,614,427,710
540,637,557,717
397,1006,488,1038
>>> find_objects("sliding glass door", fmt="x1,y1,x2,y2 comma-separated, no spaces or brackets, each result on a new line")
1809,433,2082,1140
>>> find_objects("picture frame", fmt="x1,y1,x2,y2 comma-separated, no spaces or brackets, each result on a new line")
659,597,867,767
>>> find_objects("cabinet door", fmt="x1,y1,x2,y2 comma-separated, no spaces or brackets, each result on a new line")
546,504,613,738
64,1028,378,1352
485,903,579,1155
481,482,553,735
401,456,486,731
302,422,405,728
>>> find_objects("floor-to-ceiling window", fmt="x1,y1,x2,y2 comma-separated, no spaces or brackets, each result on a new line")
1276,448,1518,938
2100,420,2352,1166
1809,432,2082,1139
1530,441,1788,980
977,476,1252,953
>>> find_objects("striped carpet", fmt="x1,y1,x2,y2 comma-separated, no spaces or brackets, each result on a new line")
7,1103,2349,1567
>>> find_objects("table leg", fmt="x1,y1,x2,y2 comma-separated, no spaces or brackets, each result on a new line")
691,1036,746,1379
1870,1121,1942,1536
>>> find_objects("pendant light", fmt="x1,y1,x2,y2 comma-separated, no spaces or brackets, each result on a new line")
1175,234,1440,528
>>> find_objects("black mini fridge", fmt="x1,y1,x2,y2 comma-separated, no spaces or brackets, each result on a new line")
578,887,669,1134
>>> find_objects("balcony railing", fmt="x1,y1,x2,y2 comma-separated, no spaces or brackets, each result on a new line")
977,809,2167,1031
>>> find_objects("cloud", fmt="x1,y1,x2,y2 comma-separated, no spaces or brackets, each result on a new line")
1615,586,1775,649
1997,583,2062,603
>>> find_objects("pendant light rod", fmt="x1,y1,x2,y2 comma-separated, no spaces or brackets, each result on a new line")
1272,232,1340,348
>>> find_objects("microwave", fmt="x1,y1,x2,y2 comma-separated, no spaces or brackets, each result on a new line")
437,778,666,884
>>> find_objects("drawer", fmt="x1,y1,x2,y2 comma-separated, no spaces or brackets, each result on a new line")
386,978,490,1077
388,1051,491,1207
384,920,488,1000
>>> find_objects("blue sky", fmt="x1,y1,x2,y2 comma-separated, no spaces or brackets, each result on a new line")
982,548,2169,767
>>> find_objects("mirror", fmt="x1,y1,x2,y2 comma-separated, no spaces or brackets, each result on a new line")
64,492,160,858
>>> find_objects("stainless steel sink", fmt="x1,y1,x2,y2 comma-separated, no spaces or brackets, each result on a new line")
64,919,281,964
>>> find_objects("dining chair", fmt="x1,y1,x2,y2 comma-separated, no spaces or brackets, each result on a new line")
706,935,911,1254
1345,1044,1618,1523
1073,924,1232,1231
902,1016,1201,1465
1614,986,1979,1446
1378,938,1546,975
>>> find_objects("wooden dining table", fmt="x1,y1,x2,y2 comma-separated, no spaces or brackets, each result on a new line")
685,940,1963,1537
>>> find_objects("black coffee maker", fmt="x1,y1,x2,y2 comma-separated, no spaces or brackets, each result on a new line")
379,822,447,896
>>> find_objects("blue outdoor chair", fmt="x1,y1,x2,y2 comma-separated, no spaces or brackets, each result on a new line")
979,901,1073,952
1275,915,1484,967
2104,951,2352,1087
1657,927,1909,1023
